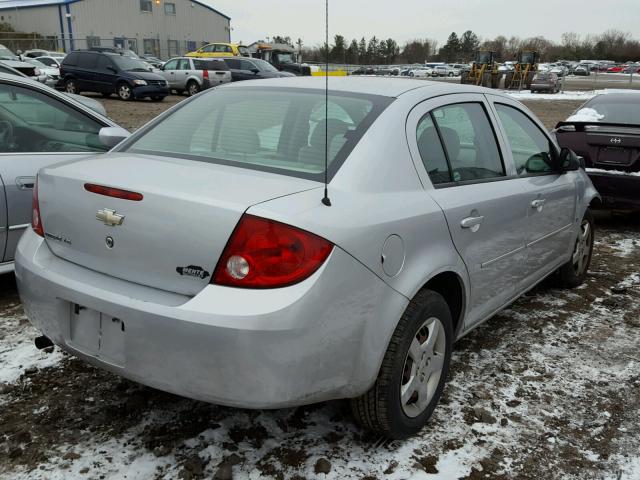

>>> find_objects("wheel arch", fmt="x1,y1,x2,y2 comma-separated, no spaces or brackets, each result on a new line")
415,270,466,338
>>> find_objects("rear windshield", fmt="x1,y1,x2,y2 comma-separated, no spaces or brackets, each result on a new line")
124,87,392,181
193,59,229,71
578,95,640,125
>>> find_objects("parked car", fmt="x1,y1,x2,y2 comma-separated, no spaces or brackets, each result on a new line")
550,65,568,77
23,57,60,87
0,72,126,272
408,67,431,78
17,77,597,439
449,64,465,76
555,92,640,210
607,65,626,73
23,49,66,59
88,47,139,59
221,57,295,81
0,59,47,83
159,57,231,96
0,43,17,60
622,65,640,74
60,50,169,101
530,72,560,93
431,65,455,77
573,64,591,76
0,62,106,115
35,55,63,69
139,55,164,69
186,43,250,58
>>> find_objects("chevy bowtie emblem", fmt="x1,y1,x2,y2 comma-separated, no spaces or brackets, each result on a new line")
610,137,622,144
96,208,125,226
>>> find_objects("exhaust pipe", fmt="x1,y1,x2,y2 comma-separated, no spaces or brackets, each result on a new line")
34,335,54,350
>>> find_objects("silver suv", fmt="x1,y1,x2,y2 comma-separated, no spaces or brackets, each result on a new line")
159,57,232,96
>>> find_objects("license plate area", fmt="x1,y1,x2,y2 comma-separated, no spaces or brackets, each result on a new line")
68,303,125,367
597,147,632,166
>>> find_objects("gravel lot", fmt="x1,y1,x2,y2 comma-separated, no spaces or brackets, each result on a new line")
0,84,639,480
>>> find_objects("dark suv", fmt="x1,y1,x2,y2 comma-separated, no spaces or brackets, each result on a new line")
60,50,169,101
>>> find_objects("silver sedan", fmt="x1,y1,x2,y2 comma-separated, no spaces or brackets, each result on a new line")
16,77,599,439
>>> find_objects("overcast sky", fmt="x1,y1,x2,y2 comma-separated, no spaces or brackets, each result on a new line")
203,0,639,47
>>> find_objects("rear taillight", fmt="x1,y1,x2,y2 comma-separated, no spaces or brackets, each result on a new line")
84,183,143,201
203,69,209,79
213,215,333,289
32,178,44,237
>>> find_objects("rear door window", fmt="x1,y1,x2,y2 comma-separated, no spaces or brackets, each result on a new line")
63,52,79,66
224,58,241,69
416,103,505,185
77,53,98,69
177,59,191,70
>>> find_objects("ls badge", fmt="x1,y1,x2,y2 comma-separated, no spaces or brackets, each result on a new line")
96,208,124,226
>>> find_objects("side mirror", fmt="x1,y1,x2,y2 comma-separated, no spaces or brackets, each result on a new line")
250,68,259,74
558,147,581,172
99,126,130,148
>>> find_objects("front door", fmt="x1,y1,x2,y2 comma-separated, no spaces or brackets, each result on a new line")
407,95,531,326
490,99,577,283
161,59,180,88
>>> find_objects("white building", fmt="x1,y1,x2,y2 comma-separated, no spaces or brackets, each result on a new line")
0,0,231,58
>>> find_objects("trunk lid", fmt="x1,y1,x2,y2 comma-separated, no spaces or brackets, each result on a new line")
38,153,319,295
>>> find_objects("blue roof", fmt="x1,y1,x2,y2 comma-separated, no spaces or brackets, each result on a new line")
0,0,230,19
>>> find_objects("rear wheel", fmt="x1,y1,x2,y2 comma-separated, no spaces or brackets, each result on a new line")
351,290,453,439
448,71,454,77
491,73,501,89
504,72,514,89
481,72,492,88
460,71,469,84
64,79,78,94
187,80,200,97
117,83,133,101
557,210,594,288
525,72,535,90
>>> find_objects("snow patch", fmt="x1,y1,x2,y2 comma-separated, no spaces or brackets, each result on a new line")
567,108,605,122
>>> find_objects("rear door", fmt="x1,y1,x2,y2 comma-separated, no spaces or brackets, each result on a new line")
75,52,98,91
161,59,179,89
489,97,577,283
407,94,531,326
0,80,110,262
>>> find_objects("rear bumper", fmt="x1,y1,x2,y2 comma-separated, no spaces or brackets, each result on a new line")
588,171,640,209
16,229,408,408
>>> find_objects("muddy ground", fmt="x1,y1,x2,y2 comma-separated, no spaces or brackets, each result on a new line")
0,89,639,480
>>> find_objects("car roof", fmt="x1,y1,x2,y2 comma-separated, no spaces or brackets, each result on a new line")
221,76,502,99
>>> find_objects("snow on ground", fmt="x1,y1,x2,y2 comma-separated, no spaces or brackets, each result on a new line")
0,303,64,386
586,168,640,177
1,218,639,480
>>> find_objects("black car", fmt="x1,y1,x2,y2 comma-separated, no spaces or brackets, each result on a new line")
221,57,295,82
555,93,640,210
60,50,169,101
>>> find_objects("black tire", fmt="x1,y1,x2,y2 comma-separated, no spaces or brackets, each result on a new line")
64,79,78,95
460,71,468,84
525,72,535,90
557,210,594,288
117,83,133,101
351,289,454,439
481,72,492,88
504,71,514,89
491,73,501,89
448,72,454,77
186,80,200,97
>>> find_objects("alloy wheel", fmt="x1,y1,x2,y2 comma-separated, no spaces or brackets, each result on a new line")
400,316,446,418
65,80,76,94
572,219,592,275
118,84,132,101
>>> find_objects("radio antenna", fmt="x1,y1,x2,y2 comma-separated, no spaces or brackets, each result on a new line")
321,0,332,206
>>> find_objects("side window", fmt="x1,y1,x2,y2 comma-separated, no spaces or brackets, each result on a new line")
163,59,178,71
202,45,215,53
431,103,504,182
224,59,240,69
77,53,97,69
416,114,451,184
240,60,255,71
0,84,107,153
97,56,112,71
495,104,554,175
177,59,191,70
63,52,79,66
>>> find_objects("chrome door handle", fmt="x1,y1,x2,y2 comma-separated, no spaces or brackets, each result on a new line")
531,199,546,210
460,215,485,231
16,176,35,190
